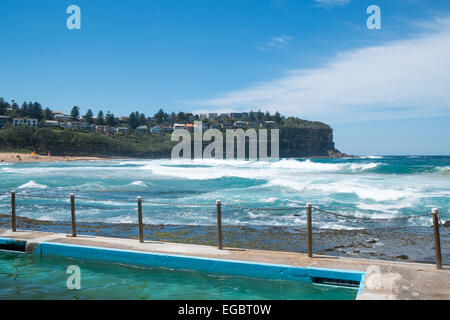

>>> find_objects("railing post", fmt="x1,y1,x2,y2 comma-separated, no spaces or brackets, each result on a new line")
11,191,16,232
137,197,143,243
432,208,442,270
216,200,223,250
307,203,313,258
70,193,76,237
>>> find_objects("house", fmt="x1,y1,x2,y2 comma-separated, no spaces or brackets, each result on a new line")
230,113,243,120
96,125,109,133
66,121,84,129
241,112,249,119
119,116,129,123
44,120,60,128
208,113,218,120
198,114,208,120
0,116,9,128
221,122,233,130
116,127,129,134
263,121,276,128
173,123,186,130
162,126,174,133
150,126,161,133
53,111,72,122
234,121,249,129
209,123,221,130
219,113,230,119
13,118,38,127
136,125,149,134
186,123,198,132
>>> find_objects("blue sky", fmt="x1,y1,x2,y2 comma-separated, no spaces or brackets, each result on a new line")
0,0,449,155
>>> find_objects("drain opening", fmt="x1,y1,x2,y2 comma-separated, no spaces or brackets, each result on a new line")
312,277,360,288
0,241,27,252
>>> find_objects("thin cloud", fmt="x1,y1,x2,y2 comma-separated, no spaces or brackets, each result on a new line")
191,17,450,123
314,0,351,8
257,35,293,51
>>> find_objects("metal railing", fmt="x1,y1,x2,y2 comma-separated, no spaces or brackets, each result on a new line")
6,191,445,269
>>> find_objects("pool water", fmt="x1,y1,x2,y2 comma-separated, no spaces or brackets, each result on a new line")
0,251,357,300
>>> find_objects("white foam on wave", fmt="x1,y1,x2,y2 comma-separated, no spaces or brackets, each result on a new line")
318,223,364,230
437,166,450,175
359,155,383,159
267,178,420,202
130,180,148,187
138,159,381,181
17,180,48,189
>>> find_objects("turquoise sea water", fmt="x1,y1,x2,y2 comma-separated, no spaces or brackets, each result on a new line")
0,251,357,300
0,156,449,230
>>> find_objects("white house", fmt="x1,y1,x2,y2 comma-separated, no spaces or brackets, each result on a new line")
44,120,60,127
13,118,38,127
173,123,186,130
136,125,149,133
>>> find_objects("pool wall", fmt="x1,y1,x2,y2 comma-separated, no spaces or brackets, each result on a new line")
34,241,365,293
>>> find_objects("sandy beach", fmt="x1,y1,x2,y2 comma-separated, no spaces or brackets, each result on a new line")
0,152,106,163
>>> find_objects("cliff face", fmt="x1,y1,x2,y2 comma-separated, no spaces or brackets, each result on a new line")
279,128,345,158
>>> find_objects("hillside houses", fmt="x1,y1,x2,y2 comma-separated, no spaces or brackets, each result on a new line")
0,97,282,137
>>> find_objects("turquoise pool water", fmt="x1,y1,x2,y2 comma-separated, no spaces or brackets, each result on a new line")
0,250,357,300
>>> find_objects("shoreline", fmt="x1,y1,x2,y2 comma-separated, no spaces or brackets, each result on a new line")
0,151,353,163
0,152,109,163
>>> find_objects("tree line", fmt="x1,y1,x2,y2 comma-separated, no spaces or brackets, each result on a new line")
1,97,284,130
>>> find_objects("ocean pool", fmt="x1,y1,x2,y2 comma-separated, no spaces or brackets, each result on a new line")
0,250,358,300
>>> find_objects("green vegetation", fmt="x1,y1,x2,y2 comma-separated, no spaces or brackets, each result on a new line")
0,127,176,157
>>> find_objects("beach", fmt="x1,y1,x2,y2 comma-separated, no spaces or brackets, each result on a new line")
0,152,106,163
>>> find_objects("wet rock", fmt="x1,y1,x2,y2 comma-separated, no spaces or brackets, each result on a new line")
444,221,450,227
396,255,409,260
367,239,377,244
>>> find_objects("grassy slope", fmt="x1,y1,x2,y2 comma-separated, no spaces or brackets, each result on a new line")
0,127,176,157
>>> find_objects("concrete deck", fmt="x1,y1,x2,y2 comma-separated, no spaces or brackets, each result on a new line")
1,228,449,300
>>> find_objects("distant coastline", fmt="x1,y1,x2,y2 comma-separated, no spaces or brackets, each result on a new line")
0,152,108,163
0,98,346,159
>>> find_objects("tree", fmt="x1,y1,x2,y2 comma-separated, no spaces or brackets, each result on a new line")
105,111,117,127
71,106,80,121
96,111,105,125
20,102,29,117
43,108,53,120
84,109,94,124
11,100,19,112
169,112,176,125
138,113,146,126
265,111,271,121
249,111,256,122
256,110,264,122
154,109,166,124
274,111,282,123
30,102,43,120
0,98,7,115
176,112,186,122
128,112,138,129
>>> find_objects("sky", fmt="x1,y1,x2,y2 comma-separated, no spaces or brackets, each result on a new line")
0,0,449,155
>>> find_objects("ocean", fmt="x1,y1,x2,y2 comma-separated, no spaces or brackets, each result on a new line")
1,156,449,228
1,156,448,263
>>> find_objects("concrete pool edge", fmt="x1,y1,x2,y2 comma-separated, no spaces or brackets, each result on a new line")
34,241,365,291
0,229,449,299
